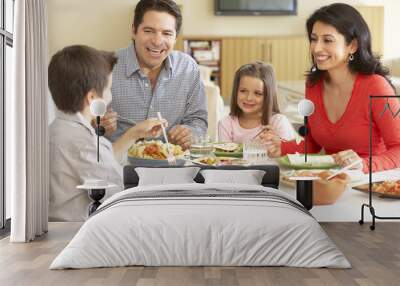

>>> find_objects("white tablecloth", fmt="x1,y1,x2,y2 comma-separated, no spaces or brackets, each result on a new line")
279,168,400,222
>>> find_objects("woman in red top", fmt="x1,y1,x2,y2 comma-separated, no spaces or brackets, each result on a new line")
264,3,400,172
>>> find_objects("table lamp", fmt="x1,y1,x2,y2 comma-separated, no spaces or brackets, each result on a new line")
290,99,316,210
80,99,107,215
297,99,315,162
89,99,107,162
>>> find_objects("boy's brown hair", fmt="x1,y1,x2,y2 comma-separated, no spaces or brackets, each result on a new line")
230,61,280,125
48,45,117,113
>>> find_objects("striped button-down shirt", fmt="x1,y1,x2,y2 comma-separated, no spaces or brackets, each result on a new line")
109,43,208,142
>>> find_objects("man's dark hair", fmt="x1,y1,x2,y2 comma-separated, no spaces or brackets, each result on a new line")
48,45,117,113
133,0,182,35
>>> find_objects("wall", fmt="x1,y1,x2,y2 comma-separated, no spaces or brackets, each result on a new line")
382,0,400,59
46,0,400,122
47,0,400,59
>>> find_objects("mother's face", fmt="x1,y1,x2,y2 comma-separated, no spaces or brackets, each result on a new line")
309,21,357,72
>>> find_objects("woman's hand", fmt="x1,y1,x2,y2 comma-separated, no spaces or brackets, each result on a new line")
332,149,364,170
130,118,167,139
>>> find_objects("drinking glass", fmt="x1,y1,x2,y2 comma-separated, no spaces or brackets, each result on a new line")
190,135,214,158
243,139,268,164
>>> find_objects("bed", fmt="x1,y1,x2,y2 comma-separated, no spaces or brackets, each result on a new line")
50,165,350,269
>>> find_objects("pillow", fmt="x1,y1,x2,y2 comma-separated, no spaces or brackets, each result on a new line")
136,167,200,186
200,169,266,185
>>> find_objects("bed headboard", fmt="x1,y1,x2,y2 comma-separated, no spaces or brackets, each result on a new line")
123,164,280,190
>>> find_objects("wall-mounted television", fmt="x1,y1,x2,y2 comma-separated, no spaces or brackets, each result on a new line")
215,0,297,16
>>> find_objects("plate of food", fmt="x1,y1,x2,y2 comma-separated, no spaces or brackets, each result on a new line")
213,142,243,158
277,154,339,170
353,180,400,199
191,156,248,166
128,140,186,166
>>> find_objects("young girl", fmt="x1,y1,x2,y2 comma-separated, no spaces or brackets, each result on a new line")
218,61,296,143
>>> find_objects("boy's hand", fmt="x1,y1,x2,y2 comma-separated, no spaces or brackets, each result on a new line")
168,125,192,150
133,118,167,139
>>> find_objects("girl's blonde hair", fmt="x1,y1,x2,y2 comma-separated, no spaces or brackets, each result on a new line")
230,61,280,125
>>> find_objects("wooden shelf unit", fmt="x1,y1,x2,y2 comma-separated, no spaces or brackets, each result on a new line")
182,36,222,89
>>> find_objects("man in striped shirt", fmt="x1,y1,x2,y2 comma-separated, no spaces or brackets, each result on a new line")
102,0,207,150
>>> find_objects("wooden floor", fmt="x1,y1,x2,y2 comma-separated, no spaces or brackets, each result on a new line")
1,222,400,286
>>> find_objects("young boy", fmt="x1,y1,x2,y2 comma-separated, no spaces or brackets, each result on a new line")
48,45,165,221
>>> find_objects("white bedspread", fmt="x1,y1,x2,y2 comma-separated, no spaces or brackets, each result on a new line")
50,183,350,269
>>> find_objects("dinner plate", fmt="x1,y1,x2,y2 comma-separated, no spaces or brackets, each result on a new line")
277,155,339,170
128,156,186,167
353,182,400,199
191,157,219,166
191,156,248,166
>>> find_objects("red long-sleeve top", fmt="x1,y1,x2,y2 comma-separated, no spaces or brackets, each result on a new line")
281,74,400,173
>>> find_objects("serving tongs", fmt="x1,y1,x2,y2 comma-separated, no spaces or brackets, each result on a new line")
157,112,176,166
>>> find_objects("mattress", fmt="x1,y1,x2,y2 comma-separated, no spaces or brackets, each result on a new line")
50,183,350,269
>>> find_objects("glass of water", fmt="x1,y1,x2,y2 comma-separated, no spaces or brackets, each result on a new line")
243,139,268,164
190,135,214,158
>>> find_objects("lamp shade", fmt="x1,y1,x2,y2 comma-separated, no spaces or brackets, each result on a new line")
90,99,107,117
298,99,315,117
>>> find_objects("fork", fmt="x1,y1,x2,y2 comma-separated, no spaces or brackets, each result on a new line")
253,126,287,142
156,112,176,166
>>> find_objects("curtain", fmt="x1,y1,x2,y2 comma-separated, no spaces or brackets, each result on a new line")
8,0,48,242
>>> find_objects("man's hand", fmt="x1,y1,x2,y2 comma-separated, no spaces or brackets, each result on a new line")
168,125,192,150
92,107,117,137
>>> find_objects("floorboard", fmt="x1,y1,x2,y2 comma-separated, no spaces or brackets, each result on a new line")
0,222,399,286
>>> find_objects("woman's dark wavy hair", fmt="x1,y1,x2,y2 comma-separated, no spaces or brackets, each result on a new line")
306,3,393,89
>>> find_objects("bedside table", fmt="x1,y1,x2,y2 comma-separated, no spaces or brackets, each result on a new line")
77,182,116,216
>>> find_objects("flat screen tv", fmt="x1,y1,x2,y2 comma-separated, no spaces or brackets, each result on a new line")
215,0,297,16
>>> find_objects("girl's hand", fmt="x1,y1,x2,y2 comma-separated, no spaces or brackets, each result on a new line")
254,125,273,141
332,149,364,170
263,132,282,158
254,125,277,143
131,118,167,139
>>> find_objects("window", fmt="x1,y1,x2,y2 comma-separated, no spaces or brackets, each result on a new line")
1,0,14,232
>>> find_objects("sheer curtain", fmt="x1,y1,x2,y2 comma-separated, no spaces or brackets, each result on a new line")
8,0,48,242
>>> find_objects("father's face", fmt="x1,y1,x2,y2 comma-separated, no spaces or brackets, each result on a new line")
132,10,177,70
